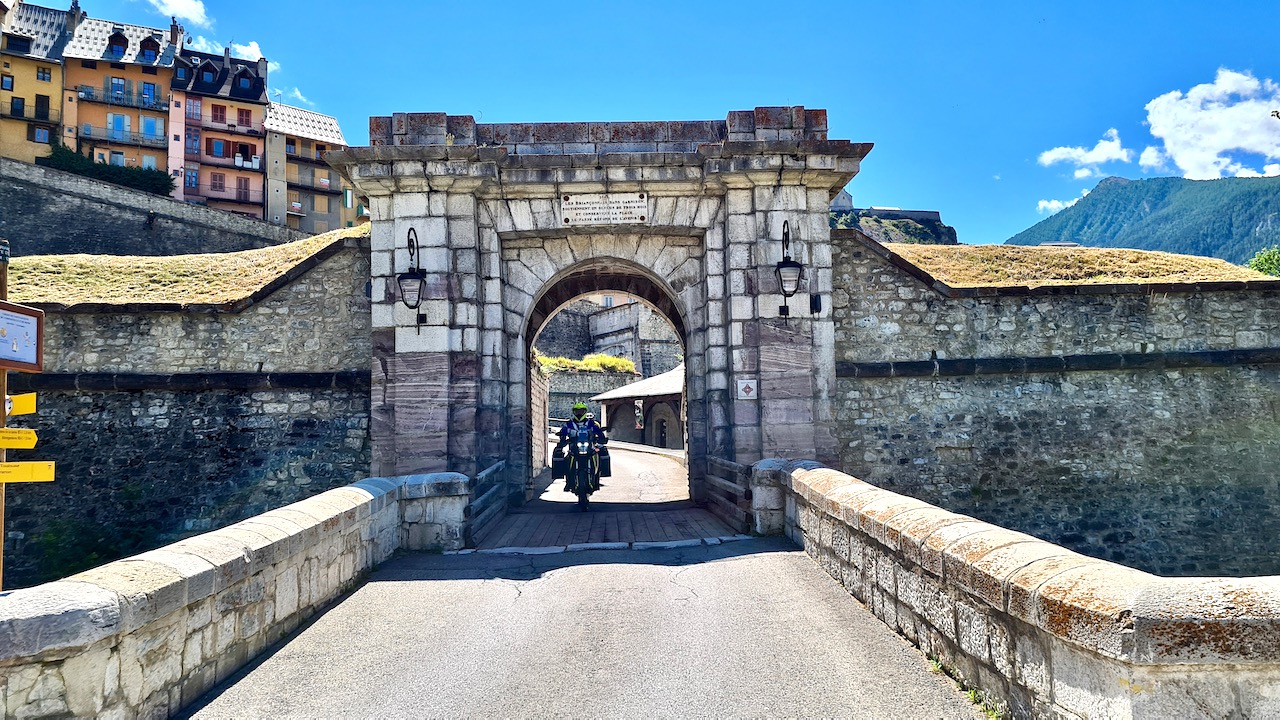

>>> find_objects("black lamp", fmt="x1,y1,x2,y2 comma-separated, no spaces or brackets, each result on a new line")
775,220,805,317
396,228,428,332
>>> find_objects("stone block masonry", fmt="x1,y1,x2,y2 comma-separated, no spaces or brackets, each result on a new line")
0,157,308,256
780,460,1280,719
0,473,468,719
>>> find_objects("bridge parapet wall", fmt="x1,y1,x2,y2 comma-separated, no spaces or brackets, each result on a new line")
775,460,1280,719
0,473,467,718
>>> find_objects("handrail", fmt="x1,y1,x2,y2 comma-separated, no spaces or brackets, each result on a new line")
75,85,169,112
79,125,167,149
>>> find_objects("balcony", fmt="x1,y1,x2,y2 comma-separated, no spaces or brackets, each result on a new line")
287,174,342,194
193,153,263,171
79,125,168,149
186,113,264,137
187,183,264,205
75,85,169,113
0,101,58,125
285,149,331,165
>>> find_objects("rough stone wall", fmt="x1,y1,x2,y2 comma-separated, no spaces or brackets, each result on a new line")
547,369,637,420
533,299,598,360
0,157,308,256
589,302,682,377
2,243,372,588
831,235,1280,576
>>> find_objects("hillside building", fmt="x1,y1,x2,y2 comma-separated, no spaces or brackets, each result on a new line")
60,4,181,178
263,102,356,232
172,48,268,218
0,0,69,163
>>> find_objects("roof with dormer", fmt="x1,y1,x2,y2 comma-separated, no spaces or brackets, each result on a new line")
264,102,347,146
62,16,176,65
172,49,268,104
2,1,70,61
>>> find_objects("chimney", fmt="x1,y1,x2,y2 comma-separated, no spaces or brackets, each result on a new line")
169,16,181,46
257,57,267,82
66,0,81,34
223,45,230,67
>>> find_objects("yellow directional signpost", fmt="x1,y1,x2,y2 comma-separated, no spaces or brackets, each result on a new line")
0,239,49,589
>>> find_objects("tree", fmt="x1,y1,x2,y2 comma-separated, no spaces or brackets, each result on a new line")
1246,245,1280,276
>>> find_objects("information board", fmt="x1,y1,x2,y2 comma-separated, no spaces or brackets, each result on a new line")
0,301,42,373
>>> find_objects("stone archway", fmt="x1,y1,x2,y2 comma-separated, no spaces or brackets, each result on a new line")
330,106,870,510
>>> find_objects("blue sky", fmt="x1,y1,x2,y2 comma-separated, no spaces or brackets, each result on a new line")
81,0,1280,244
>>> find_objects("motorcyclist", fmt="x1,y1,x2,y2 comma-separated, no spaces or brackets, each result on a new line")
554,402,608,494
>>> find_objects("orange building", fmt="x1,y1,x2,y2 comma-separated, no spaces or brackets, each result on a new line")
171,48,268,218
60,3,182,179
0,0,69,164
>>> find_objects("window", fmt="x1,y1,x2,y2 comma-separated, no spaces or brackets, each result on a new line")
142,155,156,170
140,43,158,63
107,34,127,59
27,126,50,144
8,97,23,117
315,143,326,160
314,195,329,213
235,176,249,201
110,151,125,167
80,60,97,69
36,67,50,82
236,142,255,161
603,296,615,308
186,97,201,120
34,94,48,121
288,190,301,211
211,104,226,124
206,138,226,158
237,108,251,126
6,37,31,54
110,63,125,70
201,69,215,83
142,66,157,75
343,189,353,208
285,139,296,155
237,75,250,90
313,220,329,233
210,173,225,191
141,116,163,140
141,82,157,107
110,76,125,100
175,67,186,80
185,168,198,188
1,75,12,91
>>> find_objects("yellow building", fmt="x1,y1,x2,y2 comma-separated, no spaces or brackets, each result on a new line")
0,0,69,164
60,5,181,178
172,48,268,218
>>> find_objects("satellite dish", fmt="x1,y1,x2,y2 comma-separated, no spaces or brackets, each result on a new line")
185,36,191,45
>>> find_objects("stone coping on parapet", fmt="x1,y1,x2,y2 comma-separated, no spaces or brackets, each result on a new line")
329,140,873,167
777,459,1280,666
838,229,1280,297
9,225,370,312
834,347,1280,378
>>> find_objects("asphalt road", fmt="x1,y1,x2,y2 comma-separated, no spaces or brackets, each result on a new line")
186,539,981,719
538,442,692,506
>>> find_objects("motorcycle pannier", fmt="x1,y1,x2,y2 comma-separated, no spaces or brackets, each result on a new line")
597,447,611,478
552,454,567,479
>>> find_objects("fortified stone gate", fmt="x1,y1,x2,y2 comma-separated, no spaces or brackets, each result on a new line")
330,107,870,502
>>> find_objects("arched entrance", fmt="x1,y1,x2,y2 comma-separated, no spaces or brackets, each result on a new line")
330,105,870,543
523,258,694,499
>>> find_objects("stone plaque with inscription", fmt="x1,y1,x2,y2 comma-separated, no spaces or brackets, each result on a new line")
560,193,649,226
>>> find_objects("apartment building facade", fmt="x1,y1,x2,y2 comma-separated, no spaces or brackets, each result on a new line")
60,4,181,178
264,102,357,232
171,49,268,218
0,0,67,163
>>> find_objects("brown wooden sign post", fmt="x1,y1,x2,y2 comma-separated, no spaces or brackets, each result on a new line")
0,239,49,590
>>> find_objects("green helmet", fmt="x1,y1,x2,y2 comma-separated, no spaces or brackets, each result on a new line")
572,402,588,419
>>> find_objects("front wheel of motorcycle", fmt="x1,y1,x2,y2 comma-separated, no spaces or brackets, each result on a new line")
577,491,590,511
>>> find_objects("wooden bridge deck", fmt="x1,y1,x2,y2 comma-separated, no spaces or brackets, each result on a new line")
477,506,736,549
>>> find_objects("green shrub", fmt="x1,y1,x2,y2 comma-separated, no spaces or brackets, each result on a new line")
36,141,175,196
537,352,636,374
1246,245,1280,276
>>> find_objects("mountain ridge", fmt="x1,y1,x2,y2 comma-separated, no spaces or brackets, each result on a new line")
1006,175,1280,264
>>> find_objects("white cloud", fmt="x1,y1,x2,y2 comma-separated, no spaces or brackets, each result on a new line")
1037,188,1090,215
229,40,281,73
147,0,210,28
185,34,221,53
1139,146,1167,171
286,87,313,106
993,174,1001,181
1144,68,1280,179
1038,128,1134,177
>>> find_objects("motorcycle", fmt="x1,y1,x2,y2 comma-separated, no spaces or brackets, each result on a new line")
554,423,610,511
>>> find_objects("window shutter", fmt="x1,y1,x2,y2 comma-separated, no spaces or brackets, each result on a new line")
206,137,214,156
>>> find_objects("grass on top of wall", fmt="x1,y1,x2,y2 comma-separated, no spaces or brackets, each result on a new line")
887,243,1270,288
7,223,370,307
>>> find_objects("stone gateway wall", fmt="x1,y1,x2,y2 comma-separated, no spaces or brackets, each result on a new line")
830,231,1280,576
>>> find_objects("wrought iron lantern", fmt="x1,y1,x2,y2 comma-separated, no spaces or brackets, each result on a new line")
396,228,428,331
775,220,806,317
